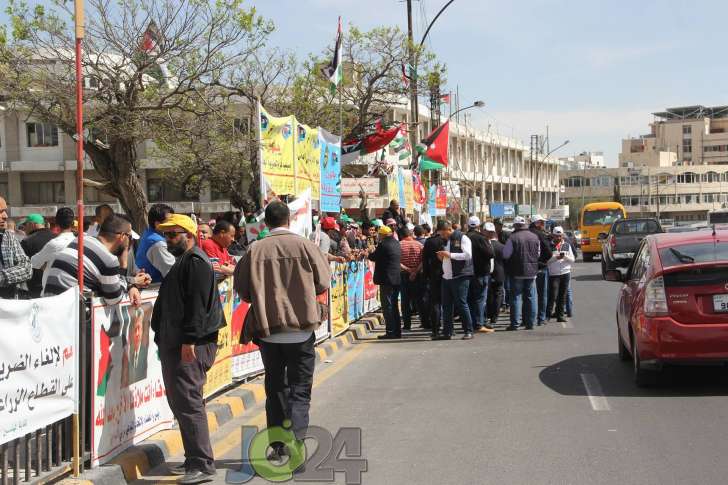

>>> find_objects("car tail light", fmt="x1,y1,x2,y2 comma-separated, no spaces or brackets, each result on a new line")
609,235,616,251
581,238,590,246
644,276,669,317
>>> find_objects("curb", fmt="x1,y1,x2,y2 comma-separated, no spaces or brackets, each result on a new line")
70,312,384,484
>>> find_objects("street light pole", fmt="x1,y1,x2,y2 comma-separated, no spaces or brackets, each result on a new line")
449,101,485,121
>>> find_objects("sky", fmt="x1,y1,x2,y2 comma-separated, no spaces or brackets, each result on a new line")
4,1,728,166
250,0,728,166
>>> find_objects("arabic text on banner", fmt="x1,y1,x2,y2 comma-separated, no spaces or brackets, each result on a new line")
402,169,415,212
0,287,79,445
260,106,296,198
295,123,321,200
329,262,349,336
319,128,342,213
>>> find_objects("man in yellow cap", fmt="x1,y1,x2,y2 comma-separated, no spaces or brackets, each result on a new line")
151,214,226,483
367,225,402,339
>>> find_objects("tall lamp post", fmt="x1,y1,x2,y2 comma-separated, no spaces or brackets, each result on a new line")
531,139,569,218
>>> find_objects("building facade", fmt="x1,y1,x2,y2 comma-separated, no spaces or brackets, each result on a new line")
559,151,605,171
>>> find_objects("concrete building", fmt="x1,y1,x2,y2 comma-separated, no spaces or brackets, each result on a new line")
620,105,728,168
559,151,605,171
0,110,233,220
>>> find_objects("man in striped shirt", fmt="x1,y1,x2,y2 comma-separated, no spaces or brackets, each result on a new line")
44,214,149,305
399,226,423,331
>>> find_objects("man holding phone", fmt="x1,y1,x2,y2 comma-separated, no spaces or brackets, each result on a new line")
546,226,575,323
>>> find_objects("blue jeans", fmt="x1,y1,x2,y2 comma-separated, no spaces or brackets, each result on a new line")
380,285,401,337
468,275,489,329
442,277,473,336
566,285,573,317
508,277,537,329
536,269,549,324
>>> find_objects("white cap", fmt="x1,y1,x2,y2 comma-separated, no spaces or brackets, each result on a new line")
406,222,415,231
483,222,496,232
467,215,481,227
553,226,564,235
532,214,545,223
131,229,140,240
513,216,526,225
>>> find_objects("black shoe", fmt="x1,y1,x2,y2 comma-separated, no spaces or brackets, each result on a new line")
525,326,534,330
537,320,546,326
557,316,567,323
378,334,400,340
506,326,518,331
178,470,217,485
167,464,188,476
462,333,473,340
433,335,452,340
484,323,494,330
403,325,411,331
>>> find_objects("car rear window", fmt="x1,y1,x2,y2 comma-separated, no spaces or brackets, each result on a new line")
658,241,728,267
614,220,660,234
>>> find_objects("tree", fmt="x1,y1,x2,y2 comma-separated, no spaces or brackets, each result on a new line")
0,0,272,229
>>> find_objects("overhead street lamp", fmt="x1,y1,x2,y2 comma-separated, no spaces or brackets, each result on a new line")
449,100,485,120
530,139,570,218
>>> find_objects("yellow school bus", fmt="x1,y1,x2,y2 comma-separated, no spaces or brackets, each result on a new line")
579,202,627,262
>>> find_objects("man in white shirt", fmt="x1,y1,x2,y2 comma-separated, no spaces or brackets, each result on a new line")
434,220,475,340
31,207,77,290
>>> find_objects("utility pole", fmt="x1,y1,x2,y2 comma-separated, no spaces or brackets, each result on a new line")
406,0,419,166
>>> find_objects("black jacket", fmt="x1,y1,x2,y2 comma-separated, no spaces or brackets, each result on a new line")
381,208,405,228
422,234,445,281
467,230,494,277
368,236,401,286
151,246,226,349
20,229,55,297
489,239,506,283
530,227,554,270
505,228,541,279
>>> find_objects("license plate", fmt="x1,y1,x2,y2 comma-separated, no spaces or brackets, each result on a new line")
713,294,728,313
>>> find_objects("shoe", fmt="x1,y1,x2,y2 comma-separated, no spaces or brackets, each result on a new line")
525,326,534,330
178,470,217,485
506,326,518,331
485,323,495,329
462,333,474,340
537,320,546,326
432,335,452,340
557,316,567,323
378,334,400,340
168,464,188,476
477,327,495,333
403,325,411,331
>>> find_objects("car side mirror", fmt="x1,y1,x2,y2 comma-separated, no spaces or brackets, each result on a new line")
605,269,623,282
598,232,608,240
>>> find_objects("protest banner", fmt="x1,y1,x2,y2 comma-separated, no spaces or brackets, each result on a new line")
259,105,296,198
0,288,79,445
202,278,234,397
296,123,321,199
319,128,342,212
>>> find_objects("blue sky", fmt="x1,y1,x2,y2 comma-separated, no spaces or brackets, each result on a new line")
5,1,728,166
252,0,728,166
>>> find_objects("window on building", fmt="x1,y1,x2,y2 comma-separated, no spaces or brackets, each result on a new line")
0,182,7,196
26,122,59,147
682,125,692,136
147,178,198,202
23,181,64,204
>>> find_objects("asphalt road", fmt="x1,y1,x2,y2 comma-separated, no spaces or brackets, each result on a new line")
140,261,728,485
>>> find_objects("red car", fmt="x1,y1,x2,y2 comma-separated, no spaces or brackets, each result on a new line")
606,228,728,386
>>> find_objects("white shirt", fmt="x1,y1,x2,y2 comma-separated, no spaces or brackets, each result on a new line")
87,223,100,238
442,234,473,280
547,240,575,276
31,232,76,289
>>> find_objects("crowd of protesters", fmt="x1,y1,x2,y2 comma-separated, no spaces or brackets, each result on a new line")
0,192,575,481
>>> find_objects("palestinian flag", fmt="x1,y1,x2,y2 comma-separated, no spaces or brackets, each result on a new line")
137,20,172,89
441,93,451,104
342,121,402,164
96,328,111,396
417,120,449,171
320,17,343,94
141,20,162,52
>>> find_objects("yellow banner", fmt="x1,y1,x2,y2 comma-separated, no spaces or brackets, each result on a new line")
260,106,296,197
329,263,349,336
296,122,321,199
402,169,415,211
387,171,399,203
203,278,234,398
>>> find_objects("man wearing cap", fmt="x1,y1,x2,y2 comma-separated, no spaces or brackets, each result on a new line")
310,216,346,263
465,216,495,334
502,216,540,331
32,207,77,293
484,222,506,327
530,215,554,326
435,221,475,340
0,196,32,299
152,214,226,483
19,213,55,297
546,227,575,322
368,225,402,339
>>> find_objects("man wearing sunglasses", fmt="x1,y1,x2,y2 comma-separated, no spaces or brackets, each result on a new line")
151,214,226,484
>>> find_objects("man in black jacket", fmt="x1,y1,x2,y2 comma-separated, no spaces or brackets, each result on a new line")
484,222,505,327
530,215,553,326
151,214,225,484
465,216,494,333
421,228,445,336
381,199,405,229
368,225,402,339
20,213,54,297
503,216,540,331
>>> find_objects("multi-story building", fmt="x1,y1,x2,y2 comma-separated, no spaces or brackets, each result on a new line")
0,110,233,220
620,105,728,167
559,151,605,171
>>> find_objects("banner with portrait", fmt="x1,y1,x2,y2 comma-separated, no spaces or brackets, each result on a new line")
259,105,296,199
319,128,342,213
295,123,321,200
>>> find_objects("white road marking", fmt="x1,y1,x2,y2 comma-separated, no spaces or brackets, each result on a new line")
580,373,610,411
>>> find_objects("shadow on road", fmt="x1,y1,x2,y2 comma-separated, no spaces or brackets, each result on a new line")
571,273,604,282
539,353,728,397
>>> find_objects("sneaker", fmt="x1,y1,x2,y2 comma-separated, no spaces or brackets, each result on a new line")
462,333,474,340
477,327,495,334
178,470,217,485
506,326,518,331
433,335,452,340
167,464,188,476
377,334,401,340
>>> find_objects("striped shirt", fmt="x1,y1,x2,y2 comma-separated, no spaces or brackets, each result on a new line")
400,238,423,271
43,236,128,305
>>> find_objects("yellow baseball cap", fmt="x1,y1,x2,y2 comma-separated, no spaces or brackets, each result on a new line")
378,226,392,236
158,214,198,237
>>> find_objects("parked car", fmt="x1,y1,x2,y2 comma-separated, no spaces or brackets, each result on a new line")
605,229,728,386
600,218,663,278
